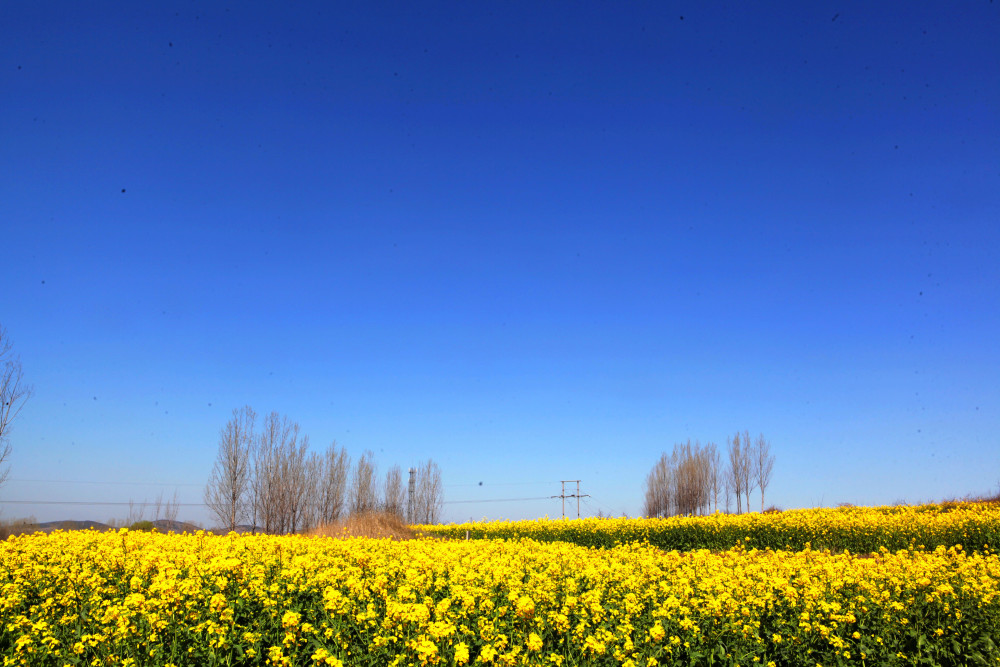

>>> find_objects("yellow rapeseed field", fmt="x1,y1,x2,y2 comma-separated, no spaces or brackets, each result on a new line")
418,503,1000,553
2,527,999,666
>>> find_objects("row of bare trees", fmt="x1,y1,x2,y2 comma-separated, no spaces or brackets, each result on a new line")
205,406,443,533
727,430,774,514
106,491,184,528
644,441,719,517
643,432,774,517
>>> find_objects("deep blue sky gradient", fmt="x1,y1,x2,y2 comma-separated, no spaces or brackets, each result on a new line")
2,2,998,525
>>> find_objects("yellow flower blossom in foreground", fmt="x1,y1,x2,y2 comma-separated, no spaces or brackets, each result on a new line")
0,529,998,665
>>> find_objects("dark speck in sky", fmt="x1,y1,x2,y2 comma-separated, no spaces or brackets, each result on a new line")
3,0,999,521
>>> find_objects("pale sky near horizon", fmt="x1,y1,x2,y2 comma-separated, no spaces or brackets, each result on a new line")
2,1,998,527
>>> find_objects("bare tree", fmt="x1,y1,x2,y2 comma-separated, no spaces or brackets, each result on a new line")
161,490,181,524
277,432,314,533
679,440,715,516
740,430,757,512
707,442,721,512
723,472,733,514
251,412,321,534
314,441,350,525
382,465,406,517
349,450,379,516
411,459,443,524
643,452,673,518
126,497,147,525
252,411,290,534
645,442,715,518
205,406,256,532
754,433,775,512
674,442,697,516
727,432,744,514
152,490,181,524
0,326,33,489
152,492,165,522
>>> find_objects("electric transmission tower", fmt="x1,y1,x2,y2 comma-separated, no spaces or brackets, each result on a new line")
552,480,590,519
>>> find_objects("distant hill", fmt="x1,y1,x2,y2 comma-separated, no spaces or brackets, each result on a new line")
34,520,111,532
2,518,204,537
150,519,204,533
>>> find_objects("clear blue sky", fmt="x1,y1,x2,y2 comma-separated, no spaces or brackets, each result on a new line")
2,1,998,526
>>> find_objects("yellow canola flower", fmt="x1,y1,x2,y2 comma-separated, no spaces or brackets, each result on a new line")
417,502,1000,554
281,610,301,629
0,528,998,666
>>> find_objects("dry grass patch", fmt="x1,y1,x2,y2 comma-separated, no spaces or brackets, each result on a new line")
0,517,37,540
307,512,415,540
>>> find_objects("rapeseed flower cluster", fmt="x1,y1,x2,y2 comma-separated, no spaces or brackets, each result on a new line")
419,502,1000,553
2,529,999,665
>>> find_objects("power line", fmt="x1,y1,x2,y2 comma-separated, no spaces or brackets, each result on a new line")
551,480,589,519
6,478,202,487
2,496,553,508
444,481,560,488
443,496,552,505
580,495,616,518
11,478,557,491
0,499,207,507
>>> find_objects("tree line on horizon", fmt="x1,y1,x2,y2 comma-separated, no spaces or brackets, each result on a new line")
205,406,443,533
643,431,774,518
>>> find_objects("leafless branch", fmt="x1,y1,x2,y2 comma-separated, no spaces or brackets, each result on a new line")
754,433,775,512
411,459,443,524
349,450,379,516
205,405,255,532
0,325,33,489
382,465,405,518
314,441,350,525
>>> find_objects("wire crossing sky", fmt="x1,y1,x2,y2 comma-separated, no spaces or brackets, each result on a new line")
1,1,998,525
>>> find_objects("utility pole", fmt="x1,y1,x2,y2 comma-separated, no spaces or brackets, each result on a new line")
551,480,590,519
